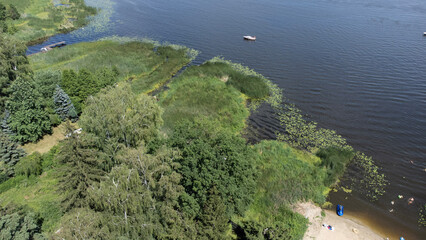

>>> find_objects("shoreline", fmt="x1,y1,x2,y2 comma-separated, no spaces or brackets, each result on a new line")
294,202,387,240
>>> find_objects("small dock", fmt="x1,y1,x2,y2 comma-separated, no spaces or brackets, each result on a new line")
40,41,66,52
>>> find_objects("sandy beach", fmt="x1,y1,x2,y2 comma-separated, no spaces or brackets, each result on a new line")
294,202,386,240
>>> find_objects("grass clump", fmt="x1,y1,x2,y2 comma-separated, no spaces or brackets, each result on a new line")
181,61,270,100
159,76,249,134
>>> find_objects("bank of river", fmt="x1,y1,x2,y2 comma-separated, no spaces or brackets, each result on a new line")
27,0,426,238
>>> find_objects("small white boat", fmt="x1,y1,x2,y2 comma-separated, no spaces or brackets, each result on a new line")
423,32,426,36
244,35,256,41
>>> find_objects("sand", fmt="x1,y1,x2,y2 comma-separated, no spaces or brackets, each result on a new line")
294,202,386,240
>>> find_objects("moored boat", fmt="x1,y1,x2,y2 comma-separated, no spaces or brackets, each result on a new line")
243,35,256,41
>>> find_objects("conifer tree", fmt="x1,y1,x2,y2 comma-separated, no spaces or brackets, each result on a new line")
198,186,229,240
77,69,99,100
53,85,77,121
58,123,104,211
0,132,25,180
61,69,79,97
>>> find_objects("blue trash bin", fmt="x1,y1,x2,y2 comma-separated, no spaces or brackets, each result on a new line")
336,204,344,216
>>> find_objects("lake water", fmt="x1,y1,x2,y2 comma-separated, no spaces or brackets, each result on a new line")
28,0,426,238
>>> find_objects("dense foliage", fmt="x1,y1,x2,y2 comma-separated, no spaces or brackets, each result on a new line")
0,132,25,181
0,34,30,112
57,124,104,211
80,84,162,150
167,120,257,217
53,85,77,121
0,211,45,240
6,78,51,143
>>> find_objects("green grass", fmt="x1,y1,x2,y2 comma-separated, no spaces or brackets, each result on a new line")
0,169,63,232
181,61,270,100
159,75,249,134
0,0,96,43
30,40,193,94
231,140,328,239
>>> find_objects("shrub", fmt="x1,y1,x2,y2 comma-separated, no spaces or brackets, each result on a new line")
15,152,42,177
316,147,355,186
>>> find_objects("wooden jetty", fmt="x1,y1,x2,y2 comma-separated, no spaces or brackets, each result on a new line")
40,41,66,52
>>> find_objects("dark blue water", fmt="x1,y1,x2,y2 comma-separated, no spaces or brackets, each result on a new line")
29,0,426,238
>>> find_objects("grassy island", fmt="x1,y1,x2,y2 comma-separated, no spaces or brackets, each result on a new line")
0,0,96,44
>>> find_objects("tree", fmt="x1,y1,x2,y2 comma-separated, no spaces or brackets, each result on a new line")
197,186,229,240
0,3,6,21
53,208,109,240
53,85,77,121
58,124,104,211
34,70,62,108
0,35,31,112
77,69,99,100
7,4,20,20
6,78,51,143
0,212,45,240
0,132,25,181
80,84,163,149
168,119,257,217
61,69,79,97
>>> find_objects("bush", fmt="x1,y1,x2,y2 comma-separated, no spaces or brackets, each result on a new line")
168,119,257,217
15,152,42,177
41,145,60,171
316,147,355,186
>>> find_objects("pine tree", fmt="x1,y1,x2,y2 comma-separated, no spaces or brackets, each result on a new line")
1,110,13,135
58,123,104,211
53,85,77,121
198,186,229,240
0,132,26,180
77,69,99,100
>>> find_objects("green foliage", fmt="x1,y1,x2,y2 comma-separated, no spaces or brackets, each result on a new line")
0,132,26,179
57,124,104,211
0,34,30,112
159,76,249,134
33,70,62,108
6,78,51,143
14,152,43,177
88,146,196,239
41,144,60,171
254,141,327,206
235,206,308,240
167,120,257,217
0,175,28,194
317,147,355,186
0,211,45,240
198,186,229,240
0,3,6,21
53,208,109,240
53,85,77,121
80,84,163,149
6,4,20,20
182,61,270,99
